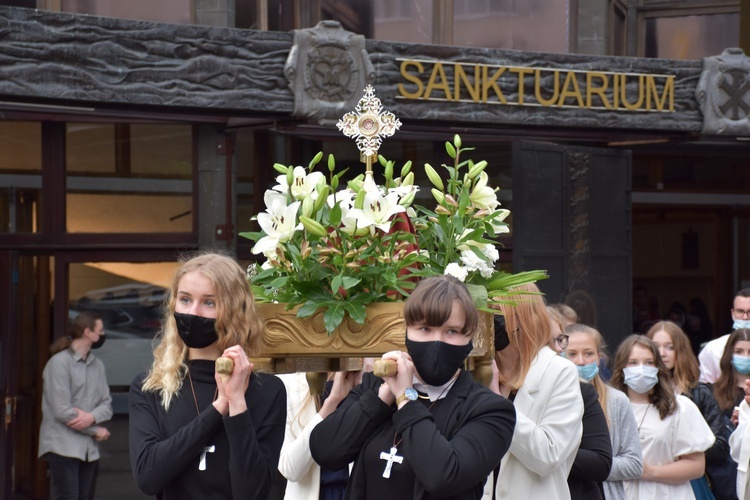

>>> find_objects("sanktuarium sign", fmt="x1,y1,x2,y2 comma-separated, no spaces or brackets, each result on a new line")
397,58,675,113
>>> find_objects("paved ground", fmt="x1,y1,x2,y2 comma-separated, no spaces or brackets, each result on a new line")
95,415,150,500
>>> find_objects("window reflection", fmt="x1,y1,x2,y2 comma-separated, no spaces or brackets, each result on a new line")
65,122,194,233
453,0,568,53
0,121,41,233
60,0,193,25
68,261,178,387
645,14,739,60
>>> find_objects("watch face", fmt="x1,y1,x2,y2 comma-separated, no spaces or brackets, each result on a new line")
404,387,418,401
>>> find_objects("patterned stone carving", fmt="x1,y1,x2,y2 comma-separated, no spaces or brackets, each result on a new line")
697,48,750,135
284,20,375,125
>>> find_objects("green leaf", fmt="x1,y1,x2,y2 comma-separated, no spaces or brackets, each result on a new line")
323,302,347,334
341,276,362,290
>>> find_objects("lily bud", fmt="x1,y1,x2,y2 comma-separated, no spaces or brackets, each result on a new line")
468,160,488,179
299,216,328,238
286,166,294,186
384,161,394,184
401,160,412,177
454,134,462,149
445,141,456,159
300,240,312,260
435,205,452,215
328,154,336,172
400,191,415,207
444,194,459,207
301,196,314,218
273,163,289,174
354,190,366,209
425,163,444,191
314,185,330,212
403,172,415,186
309,151,323,169
431,188,445,205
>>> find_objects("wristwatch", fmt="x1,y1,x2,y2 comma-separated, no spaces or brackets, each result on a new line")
396,387,418,406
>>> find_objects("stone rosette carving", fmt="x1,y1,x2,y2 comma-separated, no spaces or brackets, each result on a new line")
697,48,750,135
284,20,375,125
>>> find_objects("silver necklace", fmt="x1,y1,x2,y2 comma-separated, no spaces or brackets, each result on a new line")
637,403,651,439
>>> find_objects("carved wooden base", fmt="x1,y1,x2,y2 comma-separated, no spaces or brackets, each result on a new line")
254,302,495,387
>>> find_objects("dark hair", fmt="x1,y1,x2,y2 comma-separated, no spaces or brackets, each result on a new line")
736,288,750,299
714,329,750,411
610,334,677,420
50,311,102,355
404,275,477,337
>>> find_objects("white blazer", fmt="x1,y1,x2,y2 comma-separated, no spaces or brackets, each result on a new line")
730,399,750,500
277,373,323,500
484,346,584,500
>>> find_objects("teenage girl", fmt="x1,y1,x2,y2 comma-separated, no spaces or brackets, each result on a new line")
610,334,714,498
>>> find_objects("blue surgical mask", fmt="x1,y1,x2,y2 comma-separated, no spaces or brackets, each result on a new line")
623,365,659,394
733,319,750,330
577,361,600,382
732,355,750,375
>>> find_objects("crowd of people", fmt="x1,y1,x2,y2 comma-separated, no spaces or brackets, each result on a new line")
39,250,750,499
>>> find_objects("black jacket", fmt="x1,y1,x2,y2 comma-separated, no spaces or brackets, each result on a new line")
689,382,730,463
310,370,516,500
567,382,612,500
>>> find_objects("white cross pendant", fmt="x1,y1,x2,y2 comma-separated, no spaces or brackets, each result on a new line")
199,445,215,471
379,446,403,478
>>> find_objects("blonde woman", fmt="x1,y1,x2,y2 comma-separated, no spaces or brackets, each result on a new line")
564,323,642,500
128,253,286,500
484,283,584,499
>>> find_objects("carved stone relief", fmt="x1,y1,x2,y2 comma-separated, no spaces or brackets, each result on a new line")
696,47,750,135
284,20,375,125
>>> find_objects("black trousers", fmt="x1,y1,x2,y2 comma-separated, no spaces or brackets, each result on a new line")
42,452,98,500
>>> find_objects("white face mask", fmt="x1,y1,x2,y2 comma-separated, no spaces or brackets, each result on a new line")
623,365,659,394
733,319,750,330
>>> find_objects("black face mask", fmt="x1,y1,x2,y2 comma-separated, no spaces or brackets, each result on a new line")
405,336,473,386
174,312,219,348
91,334,106,350
494,315,510,352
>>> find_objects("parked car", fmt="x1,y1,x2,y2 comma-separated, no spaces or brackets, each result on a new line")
69,284,165,408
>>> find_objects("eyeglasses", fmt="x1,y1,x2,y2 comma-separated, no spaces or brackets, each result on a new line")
555,334,569,349
734,309,750,318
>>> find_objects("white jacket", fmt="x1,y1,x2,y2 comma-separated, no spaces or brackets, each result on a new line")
484,346,584,500
730,399,750,500
277,373,324,500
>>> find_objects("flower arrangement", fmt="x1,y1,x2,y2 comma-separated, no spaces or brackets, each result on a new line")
242,87,546,334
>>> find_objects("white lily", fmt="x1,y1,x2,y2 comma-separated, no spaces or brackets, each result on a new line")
251,200,303,255
470,172,499,211
347,191,406,233
289,166,325,201
489,208,511,234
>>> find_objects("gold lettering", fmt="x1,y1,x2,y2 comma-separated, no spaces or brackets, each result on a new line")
482,66,507,103
645,75,674,111
534,69,559,106
424,62,453,101
620,74,645,110
454,63,481,102
558,71,584,107
510,66,534,105
398,60,425,99
585,72,611,109
613,72,619,109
